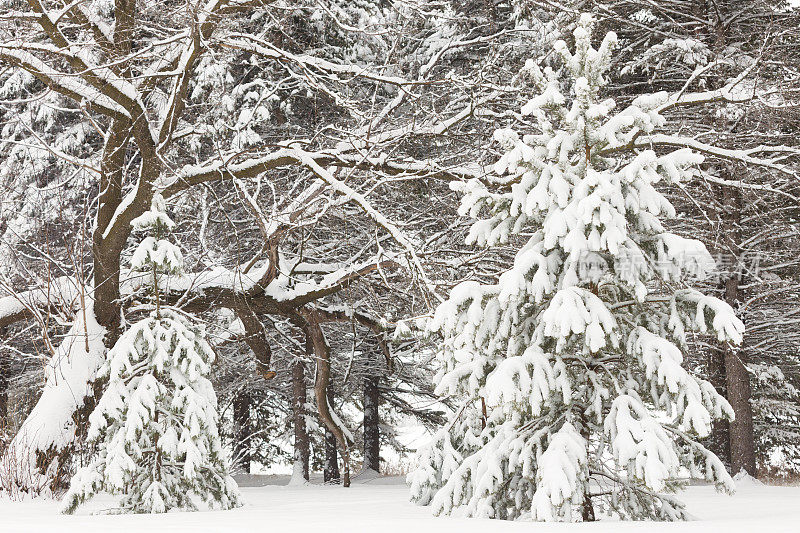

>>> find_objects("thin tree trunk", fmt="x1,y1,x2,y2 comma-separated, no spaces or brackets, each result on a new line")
0,342,8,441
232,392,252,474
483,0,498,32
0,369,6,427
292,359,310,481
324,385,341,484
363,374,380,473
578,411,595,522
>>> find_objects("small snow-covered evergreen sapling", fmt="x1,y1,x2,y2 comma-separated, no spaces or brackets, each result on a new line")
408,15,742,522
62,193,242,514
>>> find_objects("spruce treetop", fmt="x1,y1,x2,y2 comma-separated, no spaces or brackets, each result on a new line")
130,192,184,279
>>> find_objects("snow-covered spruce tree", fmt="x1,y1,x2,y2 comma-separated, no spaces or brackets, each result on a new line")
62,194,241,514
408,15,744,522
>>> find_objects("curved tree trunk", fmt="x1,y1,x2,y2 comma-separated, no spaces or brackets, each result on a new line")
0,349,8,447
303,313,350,487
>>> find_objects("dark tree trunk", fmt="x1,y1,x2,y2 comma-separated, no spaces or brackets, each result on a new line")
0,326,7,433
708,346,731,468
483,0,498,32
323,385,340,484
581,494,596,522
725,325,756,476
720,183,757,476
578,411,595,522
92,116,131,344
0,352,7,439
301,314,348,486
238,308,274,381
292,359,310,481
363,374,380,472
232,392,252,474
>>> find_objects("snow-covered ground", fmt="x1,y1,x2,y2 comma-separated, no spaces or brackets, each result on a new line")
1,475,799,533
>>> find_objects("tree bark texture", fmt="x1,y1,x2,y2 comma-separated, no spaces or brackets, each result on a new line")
363,374,380,472
292,359,310,481
232,392,252,474
721,180,757,476
324,385,341,484
708,346,731,468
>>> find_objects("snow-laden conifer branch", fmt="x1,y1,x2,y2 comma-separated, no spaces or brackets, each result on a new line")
616,134,800,178
593,61,800,176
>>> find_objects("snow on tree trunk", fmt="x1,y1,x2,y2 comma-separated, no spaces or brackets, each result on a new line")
91,115,130,344
61,193,241,514
2,303,106,495
363,374,380,473
409,15,743,522
290,359,309,484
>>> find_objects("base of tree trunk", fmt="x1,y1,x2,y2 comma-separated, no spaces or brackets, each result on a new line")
292,360,310,481
324,386,341,484
233,392,252,474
